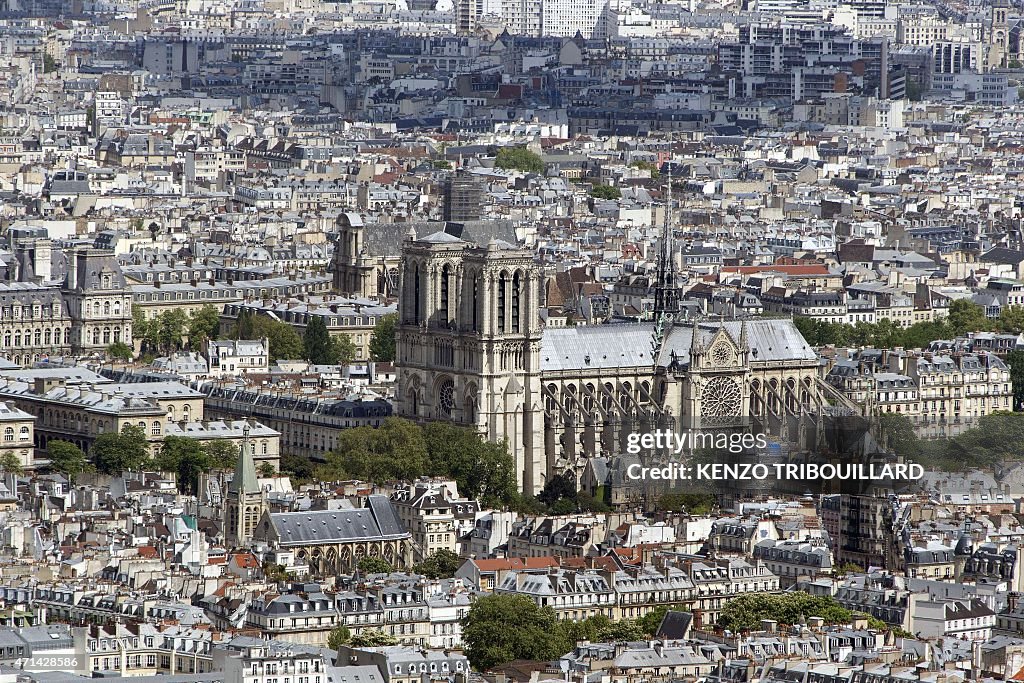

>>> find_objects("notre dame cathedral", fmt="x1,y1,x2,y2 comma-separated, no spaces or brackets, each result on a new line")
352,225,824,494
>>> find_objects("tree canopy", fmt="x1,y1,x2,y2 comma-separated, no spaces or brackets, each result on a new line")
716,593,884,631
153,436,214,494
494,147,544,174
304,317,334,365
461,594,668,671
414,549,462,579
357,556,393,575
327,625,351,649
236,311,303,361
317,418,520,507
48,440,92,481
0,451,23,474
794,300,1023,351
589,184,621,200
188,304,221,343
106,341,133,361
369,313,397,362
461,594,567,671
91,425,150,474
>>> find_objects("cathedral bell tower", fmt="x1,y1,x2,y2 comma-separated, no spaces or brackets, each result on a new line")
394,231,546,494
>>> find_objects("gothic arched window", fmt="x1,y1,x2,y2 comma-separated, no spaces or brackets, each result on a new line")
413,264,421,324
440,264,450,325
471,275,480,332
497,272,507,334
512,271,522,334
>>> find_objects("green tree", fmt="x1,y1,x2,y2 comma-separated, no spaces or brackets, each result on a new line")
263,560,290,582
234,309,256,339
494,147,545,174
946,299,990,335
304,316,334,365
942,412,1024,470
349,630,398,647
188,305,221,343
357,556,393,575
538,470,577,506
423,422,517,505
630,160,659,178
133,305,158,353
462,594,569,671
43,53,56,73
900,320,950,350
415,549,463,579
835,562,866,577
258,462,275,478
0,451,23,475
369,313,397,362
327,625,351,649
999,306,1024,335
319,418,429,482
106,341,133,361
256,317,303,361
157,309,189,353
155,436,211,494
717,593,857,631
793,316,820,346
233,312,302,361
1006,350,1024,411
597,619,646,641
204,440,239,469
656,492,716,515
48,440,91,481
280,453,315,481
878,413,921,459
589,184,621,200
330,335,357,366
92,425,150,474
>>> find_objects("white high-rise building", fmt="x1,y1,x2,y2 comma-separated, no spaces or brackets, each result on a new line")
500,0,610,38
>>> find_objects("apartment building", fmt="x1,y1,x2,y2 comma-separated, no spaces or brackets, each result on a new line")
390,480,480,558
826,348,1013,437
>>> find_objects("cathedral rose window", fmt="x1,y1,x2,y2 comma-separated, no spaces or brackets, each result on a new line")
701,376,742,420
711,342,733,366
438,379,455,417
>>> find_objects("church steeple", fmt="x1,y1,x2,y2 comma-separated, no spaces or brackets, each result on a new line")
228,426,258,495
224,424,264,548
651,168,679,361
653,168,678,320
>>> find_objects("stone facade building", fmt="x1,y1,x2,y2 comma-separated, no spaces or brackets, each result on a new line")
253,496,413,576
390,229,823,493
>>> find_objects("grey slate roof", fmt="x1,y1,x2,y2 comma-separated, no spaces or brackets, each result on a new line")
266,496,409,546
360,220,517,258
539,319,815,373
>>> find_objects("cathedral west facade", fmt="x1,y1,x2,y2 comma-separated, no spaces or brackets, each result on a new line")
387,227,825,494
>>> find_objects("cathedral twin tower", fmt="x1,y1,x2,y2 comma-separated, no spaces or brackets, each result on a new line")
393,229,546,493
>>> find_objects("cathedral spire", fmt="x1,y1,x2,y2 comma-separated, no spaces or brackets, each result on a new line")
651,166,679,361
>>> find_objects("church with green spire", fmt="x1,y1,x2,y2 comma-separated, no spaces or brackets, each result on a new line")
224,426,265,547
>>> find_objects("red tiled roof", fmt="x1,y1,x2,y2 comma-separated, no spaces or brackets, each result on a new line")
472,557,559,572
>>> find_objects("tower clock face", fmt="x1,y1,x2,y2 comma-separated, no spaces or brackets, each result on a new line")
710,342,733,366
701,376,742,419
